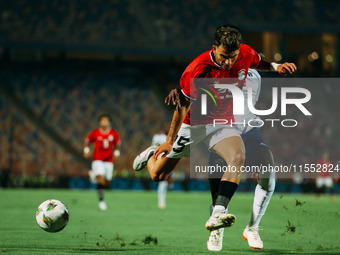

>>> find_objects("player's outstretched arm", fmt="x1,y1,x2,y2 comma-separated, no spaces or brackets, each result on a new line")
154,92,191,159
256,57,297,75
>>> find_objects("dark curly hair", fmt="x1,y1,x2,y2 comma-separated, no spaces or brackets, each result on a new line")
215,24,243,52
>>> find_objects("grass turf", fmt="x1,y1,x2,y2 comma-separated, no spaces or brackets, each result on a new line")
0,189,339,254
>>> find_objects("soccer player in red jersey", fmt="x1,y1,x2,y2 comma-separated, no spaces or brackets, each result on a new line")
134,25,296,234
83,114,121,210
316,152,336,202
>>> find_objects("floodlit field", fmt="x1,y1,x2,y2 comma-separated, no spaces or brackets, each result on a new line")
0,189,339,254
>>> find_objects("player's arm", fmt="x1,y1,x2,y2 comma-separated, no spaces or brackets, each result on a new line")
165,88,182,107
113,144,120,159
256,57,297,75
113,131,121,159
154,92,191,159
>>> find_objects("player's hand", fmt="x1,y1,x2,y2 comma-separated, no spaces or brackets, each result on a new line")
165,88,181,107
154,142,173,160
83,151,91,158
277,62,297,76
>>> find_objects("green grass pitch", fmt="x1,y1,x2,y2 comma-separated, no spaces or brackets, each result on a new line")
0,189,339,254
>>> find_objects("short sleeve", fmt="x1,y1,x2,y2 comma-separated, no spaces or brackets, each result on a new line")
180,64,207,100
113,130,121,146
249,47,261,68
86,130,95,143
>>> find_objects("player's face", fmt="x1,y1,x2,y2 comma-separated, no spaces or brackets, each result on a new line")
99,117,111,130
213,45,240,70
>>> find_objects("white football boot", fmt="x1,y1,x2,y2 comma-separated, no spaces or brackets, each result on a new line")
207,228,224,251
205,211,236,232
242,226,263,250
99,201,107,211
133,144,159,171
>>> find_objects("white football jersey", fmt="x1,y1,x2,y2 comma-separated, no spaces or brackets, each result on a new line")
152,133,167,145
234,69,262,134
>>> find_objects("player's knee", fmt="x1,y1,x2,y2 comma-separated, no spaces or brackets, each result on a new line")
150,172,159,182
150,172,166,182
96,175,106,184
230,151,245,166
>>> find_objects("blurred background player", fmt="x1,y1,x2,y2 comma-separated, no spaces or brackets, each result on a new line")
207,69,275,251
151,126,173,209
83,114,121,210
316,152,336,202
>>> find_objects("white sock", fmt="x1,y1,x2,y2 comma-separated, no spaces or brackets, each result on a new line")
211,205,225,217
248,184,274,228
158,181,168,205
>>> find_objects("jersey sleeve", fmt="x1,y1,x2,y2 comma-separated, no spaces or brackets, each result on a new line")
242,44,261,68
180,64,207,100
86,130,95,143
249,47,261,68
113,130,121,146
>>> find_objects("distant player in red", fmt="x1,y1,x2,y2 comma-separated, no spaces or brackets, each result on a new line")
316,152,335,201
83,114,121,210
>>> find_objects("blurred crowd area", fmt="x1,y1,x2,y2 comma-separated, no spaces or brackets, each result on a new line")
1,0,339,49
0,60,176,185
0,60,339,187
0,0,339,187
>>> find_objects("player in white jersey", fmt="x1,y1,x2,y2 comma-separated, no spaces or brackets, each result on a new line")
207,69,275,251
151,129,173,209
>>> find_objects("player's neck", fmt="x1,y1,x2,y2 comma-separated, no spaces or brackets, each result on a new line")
99,127,111,134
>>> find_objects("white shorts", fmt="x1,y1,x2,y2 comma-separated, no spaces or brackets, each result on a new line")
167,123,241,159
91,160,114,181
316,177,333,189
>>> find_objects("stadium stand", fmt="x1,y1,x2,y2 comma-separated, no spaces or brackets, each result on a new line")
0,60,339,189
0,61,174,186
1,0,340,52
0,0,339,190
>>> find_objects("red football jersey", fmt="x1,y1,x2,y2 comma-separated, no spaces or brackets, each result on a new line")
86,128,121,162
180,44,260,125
317,159,332,177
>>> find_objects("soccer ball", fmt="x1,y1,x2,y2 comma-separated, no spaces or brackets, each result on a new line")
36,199,69,233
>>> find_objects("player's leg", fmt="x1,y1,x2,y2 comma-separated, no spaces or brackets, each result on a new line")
92,160,107,210
157,172,174,209
147,155,180,181
134,124,189,182
315,178,324,199
157,180,168,209
207,177,224,251
246,145,275,229
96,175,107,210
205,135,245,231
325,178,336,202
243,145,275,250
